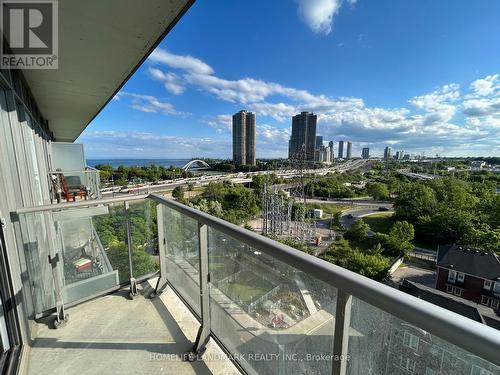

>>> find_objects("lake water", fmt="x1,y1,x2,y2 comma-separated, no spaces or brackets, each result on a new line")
87,159,191,168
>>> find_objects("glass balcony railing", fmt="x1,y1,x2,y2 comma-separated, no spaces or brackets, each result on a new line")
47,167,101,203
15,195,158,319
14,194,500,374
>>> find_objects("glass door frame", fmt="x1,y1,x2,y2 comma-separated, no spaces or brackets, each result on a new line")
0,219,22,375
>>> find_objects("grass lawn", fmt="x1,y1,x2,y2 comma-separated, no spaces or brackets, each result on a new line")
307,203,352,215
223,281,270,304
219,269,274,304
362,213,440,251
362,213,394,234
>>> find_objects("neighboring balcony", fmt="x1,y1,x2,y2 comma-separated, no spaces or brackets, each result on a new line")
13,195,500,375
48,142,101,204
48,167,101,203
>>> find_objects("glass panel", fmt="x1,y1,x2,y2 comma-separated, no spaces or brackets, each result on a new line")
208,226,337,374
0,291,10,352
347,297,500,375
23,114,44,205
18,201,155,313
18,212,55,314
92,202,130,284
127,200,159,279
55,204,122,303
50,142,85,171
161,205,200,316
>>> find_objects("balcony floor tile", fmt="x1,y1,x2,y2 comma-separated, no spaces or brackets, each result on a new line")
26,281,238,375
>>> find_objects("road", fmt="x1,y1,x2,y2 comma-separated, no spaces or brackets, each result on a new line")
339,204,394,230
101,159,372,198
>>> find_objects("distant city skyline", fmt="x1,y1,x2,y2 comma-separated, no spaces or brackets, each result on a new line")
78,1,500,158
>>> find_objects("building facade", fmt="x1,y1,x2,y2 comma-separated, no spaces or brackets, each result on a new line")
328,141,335,163
0,3,194,372
346,141,352,159
384,146,393,160
288,111,317,162
315,136,323,149
338,141,344,159
362,147,370,159
232,110,256,166
316,145,332,164
436,245,500,311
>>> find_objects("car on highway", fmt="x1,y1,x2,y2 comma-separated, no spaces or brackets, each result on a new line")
378,206,389,211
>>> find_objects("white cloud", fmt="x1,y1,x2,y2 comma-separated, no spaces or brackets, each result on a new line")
409,84,460,125
206,114,232,130
257,124,291,143
119,92,190,116
81,130,228,158
148,49,366,119
140,49,500,156
206,115,291,144
470,74,499,97
409,83,460,111
148,68,186,95
295,0,344,35
249,102,297,122
149,49,214,75
462,97,500,117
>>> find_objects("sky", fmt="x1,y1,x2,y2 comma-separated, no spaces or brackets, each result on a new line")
79,0,500,159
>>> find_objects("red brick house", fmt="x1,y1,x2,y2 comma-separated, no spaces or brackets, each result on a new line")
436,245,500,310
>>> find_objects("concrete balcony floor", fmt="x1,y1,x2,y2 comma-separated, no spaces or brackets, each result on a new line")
26,280,238,375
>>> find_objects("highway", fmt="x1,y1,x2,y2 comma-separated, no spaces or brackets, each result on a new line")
101,159,371,198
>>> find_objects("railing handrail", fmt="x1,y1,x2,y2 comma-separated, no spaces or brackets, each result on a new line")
149,193,500,367
48,169,99,174
13,192,500,366
15,194,149,214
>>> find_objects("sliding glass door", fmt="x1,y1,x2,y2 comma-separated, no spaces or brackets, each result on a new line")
0,291,9,353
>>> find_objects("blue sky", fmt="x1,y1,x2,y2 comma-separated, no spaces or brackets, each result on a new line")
79,0,500,159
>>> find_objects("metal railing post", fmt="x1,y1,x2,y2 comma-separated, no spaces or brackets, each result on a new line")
45,211,68,328
332,290,352,375
125,201,138,298
189,223,211,359
150,203,168,298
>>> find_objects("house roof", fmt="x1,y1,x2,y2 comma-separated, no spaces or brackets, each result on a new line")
400,280,500,331
437,244,500,280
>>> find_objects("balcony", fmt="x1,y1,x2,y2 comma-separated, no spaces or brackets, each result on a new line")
14,194,500,375
48,142,101,204
48,167,101,203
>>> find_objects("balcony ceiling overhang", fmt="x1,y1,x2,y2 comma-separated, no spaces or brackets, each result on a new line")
20,0,193,142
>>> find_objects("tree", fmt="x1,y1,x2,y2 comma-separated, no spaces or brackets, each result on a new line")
382,221,415,258
344,220,370,241
366,182,390,201
394,183,437,223
321,239,390,281
389,221,414,243
460,226,500,253
347,251,391,281
172,185,185,201
106,242,159,283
